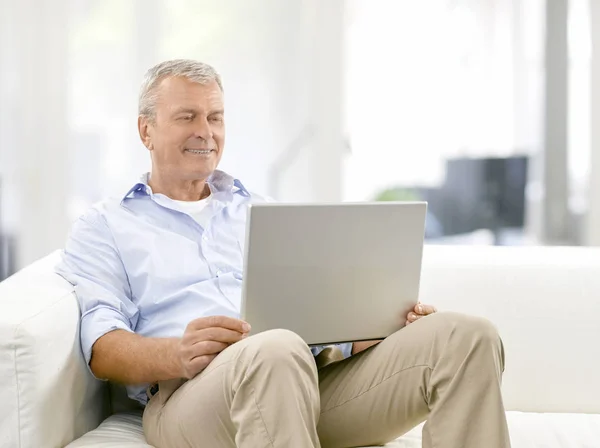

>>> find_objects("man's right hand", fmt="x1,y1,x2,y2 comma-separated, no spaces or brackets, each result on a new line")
178,316,251,379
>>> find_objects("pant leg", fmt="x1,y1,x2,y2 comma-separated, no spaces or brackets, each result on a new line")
317,312,510,448
143,329,321,448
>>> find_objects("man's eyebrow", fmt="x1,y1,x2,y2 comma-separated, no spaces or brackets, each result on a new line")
172,107,197,115
208,109,225,115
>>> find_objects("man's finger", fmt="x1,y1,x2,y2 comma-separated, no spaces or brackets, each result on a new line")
186,354,218,378
188,327,246,345
189,315,251,333
414,303,437,315
187,340,229,358
407,312,423,322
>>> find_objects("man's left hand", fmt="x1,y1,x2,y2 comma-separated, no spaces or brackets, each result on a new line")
353,303,438,355
404,303,437,326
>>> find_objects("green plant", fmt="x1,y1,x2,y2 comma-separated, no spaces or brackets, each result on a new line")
373,187,419,202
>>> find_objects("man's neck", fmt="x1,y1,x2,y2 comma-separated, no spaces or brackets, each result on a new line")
148,172,211,201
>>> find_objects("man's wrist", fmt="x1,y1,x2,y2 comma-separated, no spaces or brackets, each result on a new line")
351,340,382,355
165,337,184,379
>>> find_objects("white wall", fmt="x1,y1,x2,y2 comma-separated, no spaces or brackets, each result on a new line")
0,0,70,267
0,0,347,268
343,0,544,202
3,0,600,270
588,0,600,246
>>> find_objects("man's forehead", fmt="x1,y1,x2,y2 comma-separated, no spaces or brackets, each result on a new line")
156,76,223,106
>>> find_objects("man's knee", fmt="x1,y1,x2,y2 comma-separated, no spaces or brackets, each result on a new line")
441,311,499,336
429,312,505,370
244,329,315,368
426,311,500,342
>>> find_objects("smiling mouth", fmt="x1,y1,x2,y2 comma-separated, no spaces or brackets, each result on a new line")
185,149,215,155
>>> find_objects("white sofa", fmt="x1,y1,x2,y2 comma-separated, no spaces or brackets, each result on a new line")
1,245,599,448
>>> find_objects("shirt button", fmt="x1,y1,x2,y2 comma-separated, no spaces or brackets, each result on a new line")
216,269,222,276
202,235,208,242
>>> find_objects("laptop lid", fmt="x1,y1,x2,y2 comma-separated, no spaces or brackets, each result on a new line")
241,202,427,345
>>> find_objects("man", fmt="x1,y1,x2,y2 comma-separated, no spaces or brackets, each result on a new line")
57,59,510,448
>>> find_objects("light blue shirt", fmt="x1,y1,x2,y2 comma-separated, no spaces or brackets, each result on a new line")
56,170,352,405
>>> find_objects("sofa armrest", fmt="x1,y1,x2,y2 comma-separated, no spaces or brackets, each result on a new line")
0,251,109,448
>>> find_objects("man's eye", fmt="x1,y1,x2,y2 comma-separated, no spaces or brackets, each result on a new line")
180,116,193,121
209,116,223,123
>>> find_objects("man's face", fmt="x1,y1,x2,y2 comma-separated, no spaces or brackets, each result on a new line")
140,76,225,181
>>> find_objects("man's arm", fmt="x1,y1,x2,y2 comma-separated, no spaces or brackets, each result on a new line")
91,316,250,384
56,209,144,382
57,210,250,385
90,330,181,384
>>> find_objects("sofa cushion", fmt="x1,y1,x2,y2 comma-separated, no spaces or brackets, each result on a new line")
64,411,600,448
504,411,600,447
64,411,420,448
65,413,150,448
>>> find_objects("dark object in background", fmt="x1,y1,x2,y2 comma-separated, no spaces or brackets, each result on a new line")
0,235,16,281
373,155,529,245
0,179,17,281
419,155,529,243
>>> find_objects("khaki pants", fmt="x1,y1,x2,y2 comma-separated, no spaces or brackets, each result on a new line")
143,312,510,448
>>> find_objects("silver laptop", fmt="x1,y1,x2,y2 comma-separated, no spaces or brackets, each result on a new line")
240,202,427,345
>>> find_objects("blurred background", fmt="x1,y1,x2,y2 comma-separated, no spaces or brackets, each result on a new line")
1,0,600,280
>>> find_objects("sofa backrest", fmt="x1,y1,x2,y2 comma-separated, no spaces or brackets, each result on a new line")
420,245,600,414
1,245,599,447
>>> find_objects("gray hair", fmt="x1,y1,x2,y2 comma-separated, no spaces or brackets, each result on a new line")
138,59,223,120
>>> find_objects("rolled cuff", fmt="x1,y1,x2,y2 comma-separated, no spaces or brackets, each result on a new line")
338,342,353,359
310,342,354,360
80,306,134,380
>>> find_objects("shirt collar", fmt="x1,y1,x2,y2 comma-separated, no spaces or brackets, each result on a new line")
121,170,250,203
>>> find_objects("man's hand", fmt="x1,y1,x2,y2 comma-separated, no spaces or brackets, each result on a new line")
404,303,437,326
178,316,251,379
351,303,438,355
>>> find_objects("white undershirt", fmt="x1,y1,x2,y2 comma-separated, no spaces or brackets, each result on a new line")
173,193,212,228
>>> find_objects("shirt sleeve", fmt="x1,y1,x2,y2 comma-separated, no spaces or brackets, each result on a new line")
311,343,353,360
55,208,139,378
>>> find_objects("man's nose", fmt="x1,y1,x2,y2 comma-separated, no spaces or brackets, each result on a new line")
193,117,213,140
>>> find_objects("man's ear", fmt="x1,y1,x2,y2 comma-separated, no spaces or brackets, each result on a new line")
138,115,153,150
